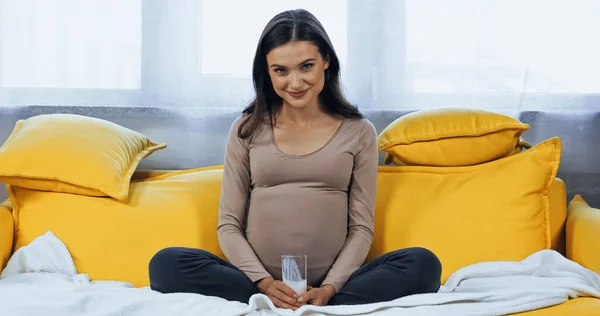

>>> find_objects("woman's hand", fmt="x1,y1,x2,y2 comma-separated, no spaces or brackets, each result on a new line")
297,284,336,306
257,277,303,310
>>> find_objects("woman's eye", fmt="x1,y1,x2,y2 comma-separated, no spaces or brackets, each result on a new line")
302,63,314,70
274,68,286,73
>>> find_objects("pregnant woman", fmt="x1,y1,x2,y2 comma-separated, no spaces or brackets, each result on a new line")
149,8,442,310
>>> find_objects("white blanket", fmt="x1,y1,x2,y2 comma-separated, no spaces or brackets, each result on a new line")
1,231,600,316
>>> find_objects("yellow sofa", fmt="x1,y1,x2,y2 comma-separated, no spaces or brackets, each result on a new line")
0,110,599,315
1,168,600,315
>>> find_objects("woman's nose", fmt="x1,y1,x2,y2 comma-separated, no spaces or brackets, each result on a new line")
289,72,303,89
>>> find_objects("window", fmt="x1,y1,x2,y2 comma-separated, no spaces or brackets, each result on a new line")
0,0,141,89
0,0,598,110
200,0,347,76
406,0,600,93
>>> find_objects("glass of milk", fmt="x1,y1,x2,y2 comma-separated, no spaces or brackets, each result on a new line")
281,254,307,295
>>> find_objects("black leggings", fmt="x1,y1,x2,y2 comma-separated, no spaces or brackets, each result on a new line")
148,247,442,306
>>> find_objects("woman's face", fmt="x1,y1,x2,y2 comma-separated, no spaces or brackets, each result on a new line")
265,40,329,111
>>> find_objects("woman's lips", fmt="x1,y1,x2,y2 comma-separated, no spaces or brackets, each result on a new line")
288,89,309,98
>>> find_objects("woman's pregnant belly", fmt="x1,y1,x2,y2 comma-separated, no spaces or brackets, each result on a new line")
245,185,348,286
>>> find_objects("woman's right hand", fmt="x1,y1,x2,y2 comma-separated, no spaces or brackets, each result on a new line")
257,277,303,310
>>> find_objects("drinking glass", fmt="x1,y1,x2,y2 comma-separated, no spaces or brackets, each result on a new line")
281,254,307,295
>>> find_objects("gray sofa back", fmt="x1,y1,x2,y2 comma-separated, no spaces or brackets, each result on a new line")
1,106,598,207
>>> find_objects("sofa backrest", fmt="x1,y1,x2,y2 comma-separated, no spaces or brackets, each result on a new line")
1,106,598,207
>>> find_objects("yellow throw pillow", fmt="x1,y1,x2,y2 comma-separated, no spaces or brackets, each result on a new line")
384,136,531,166
378,108,530,167
368,137,561,283
0,114,166,200
8,167,225,288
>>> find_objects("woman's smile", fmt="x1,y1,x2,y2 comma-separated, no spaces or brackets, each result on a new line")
288,89,309,98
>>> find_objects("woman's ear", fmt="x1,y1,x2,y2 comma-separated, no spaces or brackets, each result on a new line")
323,55,330,70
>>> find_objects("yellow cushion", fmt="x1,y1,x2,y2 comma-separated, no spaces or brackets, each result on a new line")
378,108,530,166
131,169,180,182
0,114,166,200
368,137,561,283
8,166,225,288
140,165,225,181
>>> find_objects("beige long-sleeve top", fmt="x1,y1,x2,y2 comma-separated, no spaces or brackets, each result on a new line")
216,115,378,292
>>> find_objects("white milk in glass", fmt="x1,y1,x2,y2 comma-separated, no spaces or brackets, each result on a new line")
282,254,307,295
284,279,307,295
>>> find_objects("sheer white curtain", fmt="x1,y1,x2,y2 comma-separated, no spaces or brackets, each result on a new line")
1,0,599,112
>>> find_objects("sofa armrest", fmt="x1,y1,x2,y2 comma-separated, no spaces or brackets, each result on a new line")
566,195,600,274
0,199,14,271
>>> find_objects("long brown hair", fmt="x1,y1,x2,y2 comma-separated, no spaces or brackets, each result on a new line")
238,9,363,139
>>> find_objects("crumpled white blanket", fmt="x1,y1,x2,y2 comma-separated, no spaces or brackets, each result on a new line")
1,231,600,316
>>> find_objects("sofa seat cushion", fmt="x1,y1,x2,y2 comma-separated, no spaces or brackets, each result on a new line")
511,298,600,315
8,166,224,288
369,137,561,283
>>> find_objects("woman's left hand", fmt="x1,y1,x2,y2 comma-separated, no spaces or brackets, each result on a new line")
297,285,336,306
